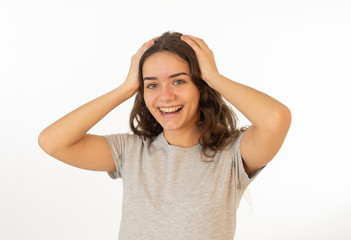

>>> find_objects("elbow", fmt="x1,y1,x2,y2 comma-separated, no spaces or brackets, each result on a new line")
273,106,292,132
38,130,57,155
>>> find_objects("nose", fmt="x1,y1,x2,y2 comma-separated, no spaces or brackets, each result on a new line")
159,85,176,102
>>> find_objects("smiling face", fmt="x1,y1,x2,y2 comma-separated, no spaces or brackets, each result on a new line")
142,51,201,137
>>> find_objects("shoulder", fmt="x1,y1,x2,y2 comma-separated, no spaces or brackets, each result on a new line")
104,132,160,148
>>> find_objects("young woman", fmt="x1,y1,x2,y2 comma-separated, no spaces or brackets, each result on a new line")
39,31,291,239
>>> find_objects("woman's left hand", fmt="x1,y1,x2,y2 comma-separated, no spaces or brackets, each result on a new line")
180,34,220,84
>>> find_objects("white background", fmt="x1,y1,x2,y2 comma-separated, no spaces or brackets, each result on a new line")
1,0,350,239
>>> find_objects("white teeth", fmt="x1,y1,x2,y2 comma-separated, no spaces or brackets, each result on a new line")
159,105,182,113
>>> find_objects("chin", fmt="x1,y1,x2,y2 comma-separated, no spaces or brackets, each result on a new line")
160,124,180,131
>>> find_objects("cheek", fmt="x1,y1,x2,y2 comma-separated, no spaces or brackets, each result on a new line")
190,88,201,106
143,96,149,106
143,93,154,107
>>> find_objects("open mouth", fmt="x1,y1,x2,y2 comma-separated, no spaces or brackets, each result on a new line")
158,105,183,114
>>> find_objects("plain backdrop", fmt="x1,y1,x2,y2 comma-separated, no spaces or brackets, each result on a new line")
1,0,350,239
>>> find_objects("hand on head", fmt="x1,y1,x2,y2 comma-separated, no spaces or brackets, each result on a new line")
123,37,159,93
124,33,220,95
180,34,220,84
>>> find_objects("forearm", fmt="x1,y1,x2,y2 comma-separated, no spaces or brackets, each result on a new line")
38,83,136,153
206,73,291,130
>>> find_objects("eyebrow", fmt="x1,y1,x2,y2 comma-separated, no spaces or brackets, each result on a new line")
143,72,189,81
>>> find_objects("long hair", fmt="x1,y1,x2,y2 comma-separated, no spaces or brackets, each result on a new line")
130,31,246,159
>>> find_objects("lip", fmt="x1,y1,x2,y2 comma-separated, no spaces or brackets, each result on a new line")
157,104,183,109
157,105,184,118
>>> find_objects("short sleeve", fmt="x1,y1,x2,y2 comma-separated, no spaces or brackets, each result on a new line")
103,134,127,180
232,129,264,189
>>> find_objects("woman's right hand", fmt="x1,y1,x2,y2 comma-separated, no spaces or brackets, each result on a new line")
38,36,159,172
123,37,158,94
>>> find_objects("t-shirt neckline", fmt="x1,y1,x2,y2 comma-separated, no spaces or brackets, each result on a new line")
159,132,201,152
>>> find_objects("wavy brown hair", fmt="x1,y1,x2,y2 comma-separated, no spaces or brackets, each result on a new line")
130,31,247,158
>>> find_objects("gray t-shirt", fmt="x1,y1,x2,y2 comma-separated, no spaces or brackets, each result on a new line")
104,130,262,240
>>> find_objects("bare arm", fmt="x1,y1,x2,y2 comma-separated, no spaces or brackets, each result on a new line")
202,74,291,175
38,38,156,171
38,85,135,171
181,35,292,175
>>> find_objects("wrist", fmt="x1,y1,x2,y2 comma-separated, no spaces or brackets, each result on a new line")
118,82,139,99
203,72,222,88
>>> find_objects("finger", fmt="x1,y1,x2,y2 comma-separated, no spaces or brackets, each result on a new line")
143,37,158,49
136,37,159,55
152,36,160,42
182,34,210,51
180,35,202,53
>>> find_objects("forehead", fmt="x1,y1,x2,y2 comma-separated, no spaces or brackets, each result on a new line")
142,52,190,78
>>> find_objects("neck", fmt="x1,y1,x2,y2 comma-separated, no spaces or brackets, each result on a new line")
163,127,200,147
